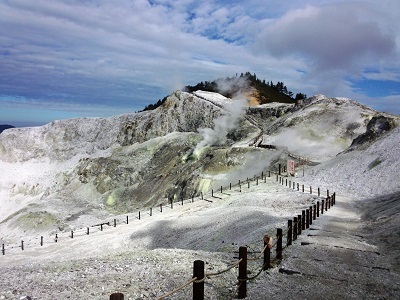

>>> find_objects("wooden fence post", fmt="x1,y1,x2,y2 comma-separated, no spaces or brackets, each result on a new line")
2,244,4,255
71,230,74,238
305,209,309,229
325,198,328,211
269,170,271,177
302,211,306,230
297,183,299,191
263,236,271,270
317,202,320,217
309,206,313,225
221,186,223,193
276,228,283,259
302,184,304,193
238,246,247,299
87,227,90,235
160,204,163,212
327,189,330,197
293,217,298,241
278,164,281,175
321,200,325,214
297,215,302,235
126,215,129,224
150,208,152,217
193,260,204,300
110,292,124,300
55,234,58,243
287,220,292,246
40,236,43,246
318,187,320,197
114,219,117,227
21,240,24,251
313,205,317,220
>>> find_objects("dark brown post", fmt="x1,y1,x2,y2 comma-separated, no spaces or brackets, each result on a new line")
317,201,320,217
285,179,288,186
327,196,331,209
221,186,223,193
302,210,306,230
257,178,259,185
248,181,250,189
55,234,58,243
110,292,124,300
126,215,129,224
302,184,304,193
297,183,299,191
325,198,328,211
230,183,232,190
71,230,74,238
212,189,214,197
40,236,43,246
171,200,173,209
101,224,103,231
276,228,283,259
333,192,336,205
310,186,312,194
150,208,152,217
2,244,4,255
309,206,313,225
160,204,163,212
21,240,24,251
87,227,90,235
313,205,317,220
193,260,204,300
321,199,324,214
287,220,292,246
327,189,330,197
278,164,281,175
318,187,320,197
263,236,271,270
293,217,298,241
238,246,247,299
269,170,271,177
306,209,309,229
297,215,302,235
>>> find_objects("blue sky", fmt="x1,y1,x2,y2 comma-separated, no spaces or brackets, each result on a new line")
1,0,399,127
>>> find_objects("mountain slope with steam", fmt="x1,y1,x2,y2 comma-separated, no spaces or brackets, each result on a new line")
0,89,399,242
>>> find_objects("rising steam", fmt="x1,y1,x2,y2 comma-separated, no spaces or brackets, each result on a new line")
193,97,248,158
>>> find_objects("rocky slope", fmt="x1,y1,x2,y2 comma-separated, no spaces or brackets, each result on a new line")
0,90,398,241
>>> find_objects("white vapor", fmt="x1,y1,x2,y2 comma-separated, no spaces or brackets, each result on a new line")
193,97,248,157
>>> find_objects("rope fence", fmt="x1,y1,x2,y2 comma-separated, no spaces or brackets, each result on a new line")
1,167,336,300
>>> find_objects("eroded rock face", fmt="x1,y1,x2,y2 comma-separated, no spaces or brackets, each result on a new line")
349,115,398,150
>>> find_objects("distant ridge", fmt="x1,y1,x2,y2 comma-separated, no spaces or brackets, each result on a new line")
0,124,15,134
140,72,307,111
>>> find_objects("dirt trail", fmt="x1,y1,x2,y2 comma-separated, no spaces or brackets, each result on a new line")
246,195,400,299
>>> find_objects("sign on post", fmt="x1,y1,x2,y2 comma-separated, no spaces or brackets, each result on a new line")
287,160,295,176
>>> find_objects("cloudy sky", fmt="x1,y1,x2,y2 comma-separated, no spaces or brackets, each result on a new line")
1,0,399,127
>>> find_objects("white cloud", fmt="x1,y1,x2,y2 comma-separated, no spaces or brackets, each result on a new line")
0,0,399,125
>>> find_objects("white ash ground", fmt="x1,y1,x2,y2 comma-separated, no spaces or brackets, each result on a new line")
1,175,399,299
